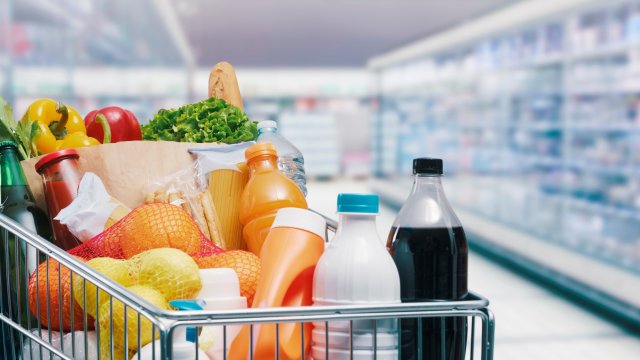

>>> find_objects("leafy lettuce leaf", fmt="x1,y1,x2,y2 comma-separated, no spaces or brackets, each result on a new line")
142,98,257,144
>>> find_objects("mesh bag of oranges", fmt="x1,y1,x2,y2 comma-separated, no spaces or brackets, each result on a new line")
69,203,224,261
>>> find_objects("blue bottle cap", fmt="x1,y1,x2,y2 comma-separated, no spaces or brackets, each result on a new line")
337,193,379,214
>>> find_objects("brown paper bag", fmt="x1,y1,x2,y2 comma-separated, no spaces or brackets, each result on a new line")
21,141,218,210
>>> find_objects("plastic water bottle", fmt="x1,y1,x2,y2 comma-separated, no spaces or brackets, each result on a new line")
257,120,307,196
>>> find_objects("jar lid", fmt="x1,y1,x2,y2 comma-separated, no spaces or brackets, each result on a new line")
244,142,277,161
0,141,18,149
35,149,79,174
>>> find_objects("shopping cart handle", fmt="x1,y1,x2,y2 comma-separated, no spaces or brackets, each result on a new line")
309,208,338,233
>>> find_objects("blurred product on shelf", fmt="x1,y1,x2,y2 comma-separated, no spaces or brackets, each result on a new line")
35,149,83,250
239,142,308,255
257,120,307,196
388,158,468,360
229,208,326,360
313,194,401,360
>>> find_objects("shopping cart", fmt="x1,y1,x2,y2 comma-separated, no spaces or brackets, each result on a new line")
0,212,495,360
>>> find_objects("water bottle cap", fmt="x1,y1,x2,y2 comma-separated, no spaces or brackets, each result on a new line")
413,158,443,175
257,120,278,130
245,142,277,160
337,193,379,214
271,208,327,240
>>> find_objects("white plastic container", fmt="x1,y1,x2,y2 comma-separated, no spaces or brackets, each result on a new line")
312,193,401,358
198,268,248,360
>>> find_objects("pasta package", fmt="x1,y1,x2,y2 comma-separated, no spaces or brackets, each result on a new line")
56,172,131,242
208,164,249,250
189,143,253,250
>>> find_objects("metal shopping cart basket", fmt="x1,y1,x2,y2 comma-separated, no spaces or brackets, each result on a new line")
0,212,495,360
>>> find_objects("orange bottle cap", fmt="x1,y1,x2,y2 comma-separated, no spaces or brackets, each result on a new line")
245,142,277,161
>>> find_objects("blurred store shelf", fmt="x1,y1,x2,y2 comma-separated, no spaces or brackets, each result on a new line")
368,0,640,321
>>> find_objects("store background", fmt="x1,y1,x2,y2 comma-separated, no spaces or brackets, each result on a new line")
1,0,639,358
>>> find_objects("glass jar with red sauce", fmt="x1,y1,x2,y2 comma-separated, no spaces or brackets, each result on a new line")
35,149,82,250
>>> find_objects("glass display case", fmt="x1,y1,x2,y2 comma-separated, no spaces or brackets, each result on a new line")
370,0,640,319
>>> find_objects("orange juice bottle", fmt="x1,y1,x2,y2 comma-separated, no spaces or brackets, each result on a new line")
228,207,326,360
239,142,308,255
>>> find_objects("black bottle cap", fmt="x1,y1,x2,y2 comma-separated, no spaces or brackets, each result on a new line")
413,158,443,175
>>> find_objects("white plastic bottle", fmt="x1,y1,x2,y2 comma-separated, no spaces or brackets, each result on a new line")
131,301,208,360
197,268,247,360
312,193,401,360
256,120,307,196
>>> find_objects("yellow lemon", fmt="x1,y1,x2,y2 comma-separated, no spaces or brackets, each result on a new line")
129,248,202,301
97,285,169,351
72,257,135,319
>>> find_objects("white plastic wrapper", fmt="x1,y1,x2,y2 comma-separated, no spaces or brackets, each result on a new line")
22,330,98,360
189,142,254,178
55,172,131,242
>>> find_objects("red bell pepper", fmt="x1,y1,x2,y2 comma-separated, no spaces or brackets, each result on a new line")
84,106,142,143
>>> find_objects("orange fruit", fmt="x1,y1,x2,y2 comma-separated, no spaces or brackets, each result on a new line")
28,258,90,331
120,203,202,258
196,250,261,306
71,203,203,259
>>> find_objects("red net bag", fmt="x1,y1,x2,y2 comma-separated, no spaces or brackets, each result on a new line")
70,203,224,260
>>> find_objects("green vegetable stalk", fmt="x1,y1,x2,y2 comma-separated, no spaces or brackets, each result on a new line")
142,98,258,144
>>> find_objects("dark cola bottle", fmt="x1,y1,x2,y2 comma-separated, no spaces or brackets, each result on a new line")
387,158,468,360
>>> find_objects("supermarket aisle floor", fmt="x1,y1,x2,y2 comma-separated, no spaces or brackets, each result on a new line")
306,179,640,360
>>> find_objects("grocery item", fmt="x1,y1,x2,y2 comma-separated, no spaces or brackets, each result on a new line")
387,158,468,360
69,203,224,260
239,142,308,255
189,143,253,250
196,268,247,360
142,97,257,143
209,61,245,110
72,257,135,319
28,258,88,331
132,300,208,360
1,141,53,358
0,141,52,269
56,172,131,242
0,97,37,159
257,120,307,196
195,250,261,305
36,148,83,250
21,99,99,154
313,194,401,359
128,248,202,301
84,106,141,143
22,330,99,360
97,285,170,352
229,208,326,360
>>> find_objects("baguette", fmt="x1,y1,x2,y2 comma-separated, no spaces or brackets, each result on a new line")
190,194,212,240
208,61,244,110
199,191,224,248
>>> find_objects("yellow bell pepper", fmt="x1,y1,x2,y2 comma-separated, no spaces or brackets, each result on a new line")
21,98,100,154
